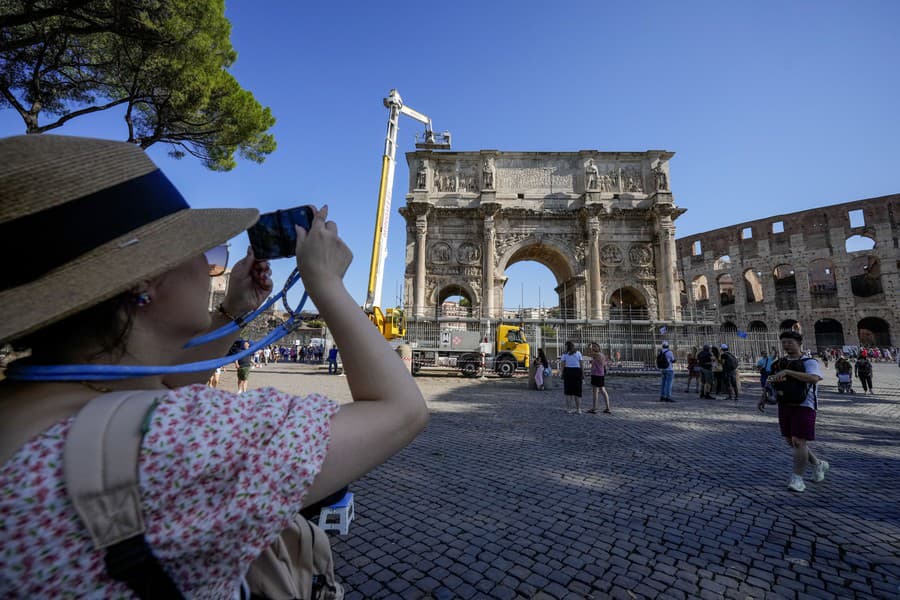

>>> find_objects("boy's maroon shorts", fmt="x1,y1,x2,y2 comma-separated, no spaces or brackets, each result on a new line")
778,404,816,440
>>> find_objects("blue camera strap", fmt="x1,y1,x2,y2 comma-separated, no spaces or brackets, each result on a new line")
6,272,310,382
182,269,302,348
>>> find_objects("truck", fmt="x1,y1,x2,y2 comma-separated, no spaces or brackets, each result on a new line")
410,324,530,378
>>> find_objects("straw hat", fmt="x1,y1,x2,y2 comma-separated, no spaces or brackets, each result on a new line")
0,134,259,343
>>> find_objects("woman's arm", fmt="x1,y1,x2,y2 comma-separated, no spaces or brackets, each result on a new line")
295,207,428,506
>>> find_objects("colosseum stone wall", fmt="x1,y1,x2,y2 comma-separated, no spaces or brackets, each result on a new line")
675,194,899,351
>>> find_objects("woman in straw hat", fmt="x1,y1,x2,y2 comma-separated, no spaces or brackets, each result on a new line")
0,135,428,597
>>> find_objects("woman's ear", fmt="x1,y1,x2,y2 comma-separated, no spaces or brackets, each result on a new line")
128,280,155,307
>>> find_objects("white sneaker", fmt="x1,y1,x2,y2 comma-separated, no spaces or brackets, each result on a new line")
788,475,806,493
812,461,830,483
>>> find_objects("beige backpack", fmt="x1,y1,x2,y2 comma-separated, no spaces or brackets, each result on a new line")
62,390,343,600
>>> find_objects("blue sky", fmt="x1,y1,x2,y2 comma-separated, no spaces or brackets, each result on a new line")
3,1,899,311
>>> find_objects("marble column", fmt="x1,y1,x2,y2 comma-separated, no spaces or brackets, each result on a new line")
589,218,602,319
414,215,427,317
483,215,495,319
655,214,679,320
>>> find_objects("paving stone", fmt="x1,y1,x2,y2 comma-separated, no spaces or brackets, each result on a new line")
245,366,900,599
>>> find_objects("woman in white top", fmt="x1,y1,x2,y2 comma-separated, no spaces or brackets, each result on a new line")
561,340,584,413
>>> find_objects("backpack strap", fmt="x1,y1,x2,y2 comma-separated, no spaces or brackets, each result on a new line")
64,390,185,599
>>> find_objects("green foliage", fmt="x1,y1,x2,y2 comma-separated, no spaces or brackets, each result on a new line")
0,0,275,171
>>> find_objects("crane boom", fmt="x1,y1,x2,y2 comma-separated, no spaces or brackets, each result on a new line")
365,89,449,313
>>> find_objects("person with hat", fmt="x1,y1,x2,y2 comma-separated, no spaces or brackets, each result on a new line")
656,341,676,402
0,135,429,597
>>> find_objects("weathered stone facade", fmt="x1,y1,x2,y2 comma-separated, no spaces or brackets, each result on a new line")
399,150,684,321
676,194,900,349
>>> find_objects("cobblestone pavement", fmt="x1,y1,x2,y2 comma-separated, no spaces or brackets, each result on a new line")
224,361,900,599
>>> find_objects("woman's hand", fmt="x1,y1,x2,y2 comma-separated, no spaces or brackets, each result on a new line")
222,247,273,316
295,205,352,293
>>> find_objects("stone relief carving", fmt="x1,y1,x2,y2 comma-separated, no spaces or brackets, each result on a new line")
652,161,668,191
434,166,457,192
599,167,619,192
457,242,481,264
428,242,452,264
482,157,494,190
622,166,643,193
628,244,652,267
494,232,533,255
457,165,478,192
432,162,480,192
415,159,428,190
600,243,624,266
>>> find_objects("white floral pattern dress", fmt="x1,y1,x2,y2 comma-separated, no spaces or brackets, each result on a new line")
0,384,338,598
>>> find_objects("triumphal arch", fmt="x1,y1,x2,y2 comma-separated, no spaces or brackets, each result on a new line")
399,150,685,321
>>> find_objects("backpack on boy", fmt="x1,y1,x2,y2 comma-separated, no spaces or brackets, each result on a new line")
770,356,815,405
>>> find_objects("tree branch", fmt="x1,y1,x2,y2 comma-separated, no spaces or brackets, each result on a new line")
0,85,29,121
32,96,131,132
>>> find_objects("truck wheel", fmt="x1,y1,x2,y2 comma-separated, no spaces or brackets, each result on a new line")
412,362,421,376
496,360,515,378
460,361,479,378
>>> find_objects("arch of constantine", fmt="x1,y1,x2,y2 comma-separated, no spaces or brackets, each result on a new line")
399,150,684,323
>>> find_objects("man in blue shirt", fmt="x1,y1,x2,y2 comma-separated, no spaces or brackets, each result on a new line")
657,341,676,403
327,345,339,374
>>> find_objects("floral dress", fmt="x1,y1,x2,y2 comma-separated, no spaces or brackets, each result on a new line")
0,384,338,598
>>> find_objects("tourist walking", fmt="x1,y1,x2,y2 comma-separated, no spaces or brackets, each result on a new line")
855,353,874,394
534,348,550,391
561,341,584,414
656,341,676,402
757,331,828,493
235,340,254,394
586,343,611,413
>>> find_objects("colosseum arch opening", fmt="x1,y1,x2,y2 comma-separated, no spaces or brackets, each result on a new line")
743,269,764,304
773,264,798,310
809,258,838,309
858,317,891,347
849,255,883,298
814,318,845,351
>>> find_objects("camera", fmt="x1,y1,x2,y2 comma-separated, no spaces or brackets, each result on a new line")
247,205,314,259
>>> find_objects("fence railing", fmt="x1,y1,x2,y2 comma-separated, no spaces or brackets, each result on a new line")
404,315,783,369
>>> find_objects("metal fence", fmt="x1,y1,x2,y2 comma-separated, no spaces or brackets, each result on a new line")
405,315,783,369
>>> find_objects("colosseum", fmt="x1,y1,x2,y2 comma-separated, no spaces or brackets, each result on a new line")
675,193,899,351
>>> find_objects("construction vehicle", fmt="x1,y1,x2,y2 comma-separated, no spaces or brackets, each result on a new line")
365,89,450,340
410,324,530,378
